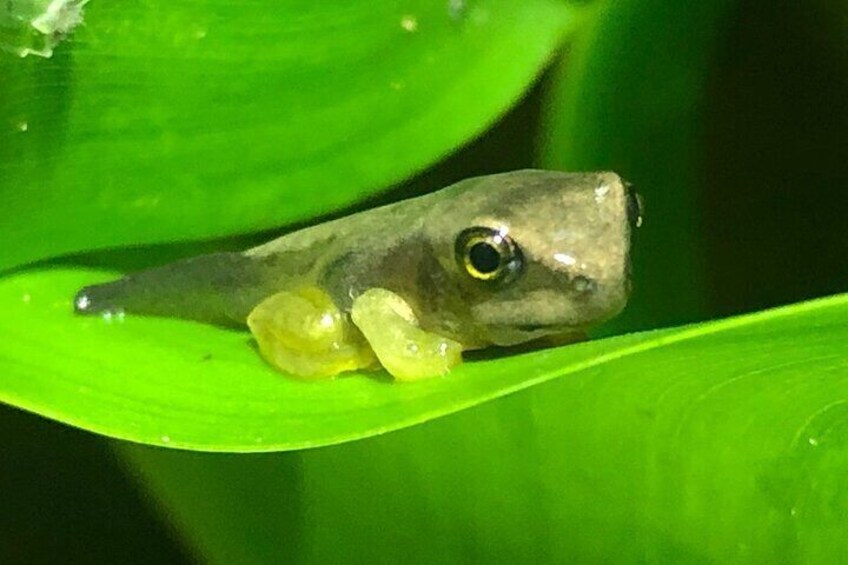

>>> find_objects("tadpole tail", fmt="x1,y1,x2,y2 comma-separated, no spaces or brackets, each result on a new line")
73,252,276,327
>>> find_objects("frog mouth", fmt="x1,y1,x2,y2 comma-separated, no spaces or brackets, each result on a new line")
490,321,571,333
484,322,581,348
514,324,559,332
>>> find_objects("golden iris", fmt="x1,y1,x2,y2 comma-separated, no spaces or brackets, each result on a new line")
455,227,523,283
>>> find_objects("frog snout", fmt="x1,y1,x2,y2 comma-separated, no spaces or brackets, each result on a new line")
569,273,629,323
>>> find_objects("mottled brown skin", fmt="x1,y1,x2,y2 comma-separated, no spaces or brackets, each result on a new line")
75,170,636,355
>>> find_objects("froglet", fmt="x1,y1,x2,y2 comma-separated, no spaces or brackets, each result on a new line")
74,170,641,381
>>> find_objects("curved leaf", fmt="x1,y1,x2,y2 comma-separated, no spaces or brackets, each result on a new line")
2,266,847,454
283,303,848,563
120,287,848,563
0,0,573,270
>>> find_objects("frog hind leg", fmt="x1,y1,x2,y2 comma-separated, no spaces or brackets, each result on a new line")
247,287,376,379
350,288,463,382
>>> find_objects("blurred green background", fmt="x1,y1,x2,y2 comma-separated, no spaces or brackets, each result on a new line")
1,0,846,562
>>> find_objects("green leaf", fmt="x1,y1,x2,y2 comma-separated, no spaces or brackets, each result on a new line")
282,310,848,563
3,265,848,456
117,289,848,562
0,0,573,270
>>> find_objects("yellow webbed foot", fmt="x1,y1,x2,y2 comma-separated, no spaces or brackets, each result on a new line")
351,288,462,382
247,287,376,379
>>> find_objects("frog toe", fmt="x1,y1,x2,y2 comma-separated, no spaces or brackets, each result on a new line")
351,288,463,381
248,287,375,379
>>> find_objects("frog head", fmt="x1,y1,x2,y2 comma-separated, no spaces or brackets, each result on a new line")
426,170,640,347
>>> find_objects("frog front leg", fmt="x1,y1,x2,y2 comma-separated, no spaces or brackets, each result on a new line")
247,287,376,379
350,288,463,382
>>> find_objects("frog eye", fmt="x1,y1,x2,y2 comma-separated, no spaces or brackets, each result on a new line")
626,184,643,229
455,227,524,284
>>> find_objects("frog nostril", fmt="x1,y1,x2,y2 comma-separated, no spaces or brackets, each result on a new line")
572,275,597,294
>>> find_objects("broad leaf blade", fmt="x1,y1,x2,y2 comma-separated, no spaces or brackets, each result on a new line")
117,288,848,562
2,266,847,453
0,0,573,270
286,305,848,563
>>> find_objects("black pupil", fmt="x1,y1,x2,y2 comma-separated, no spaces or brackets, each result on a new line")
468,242,502,274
